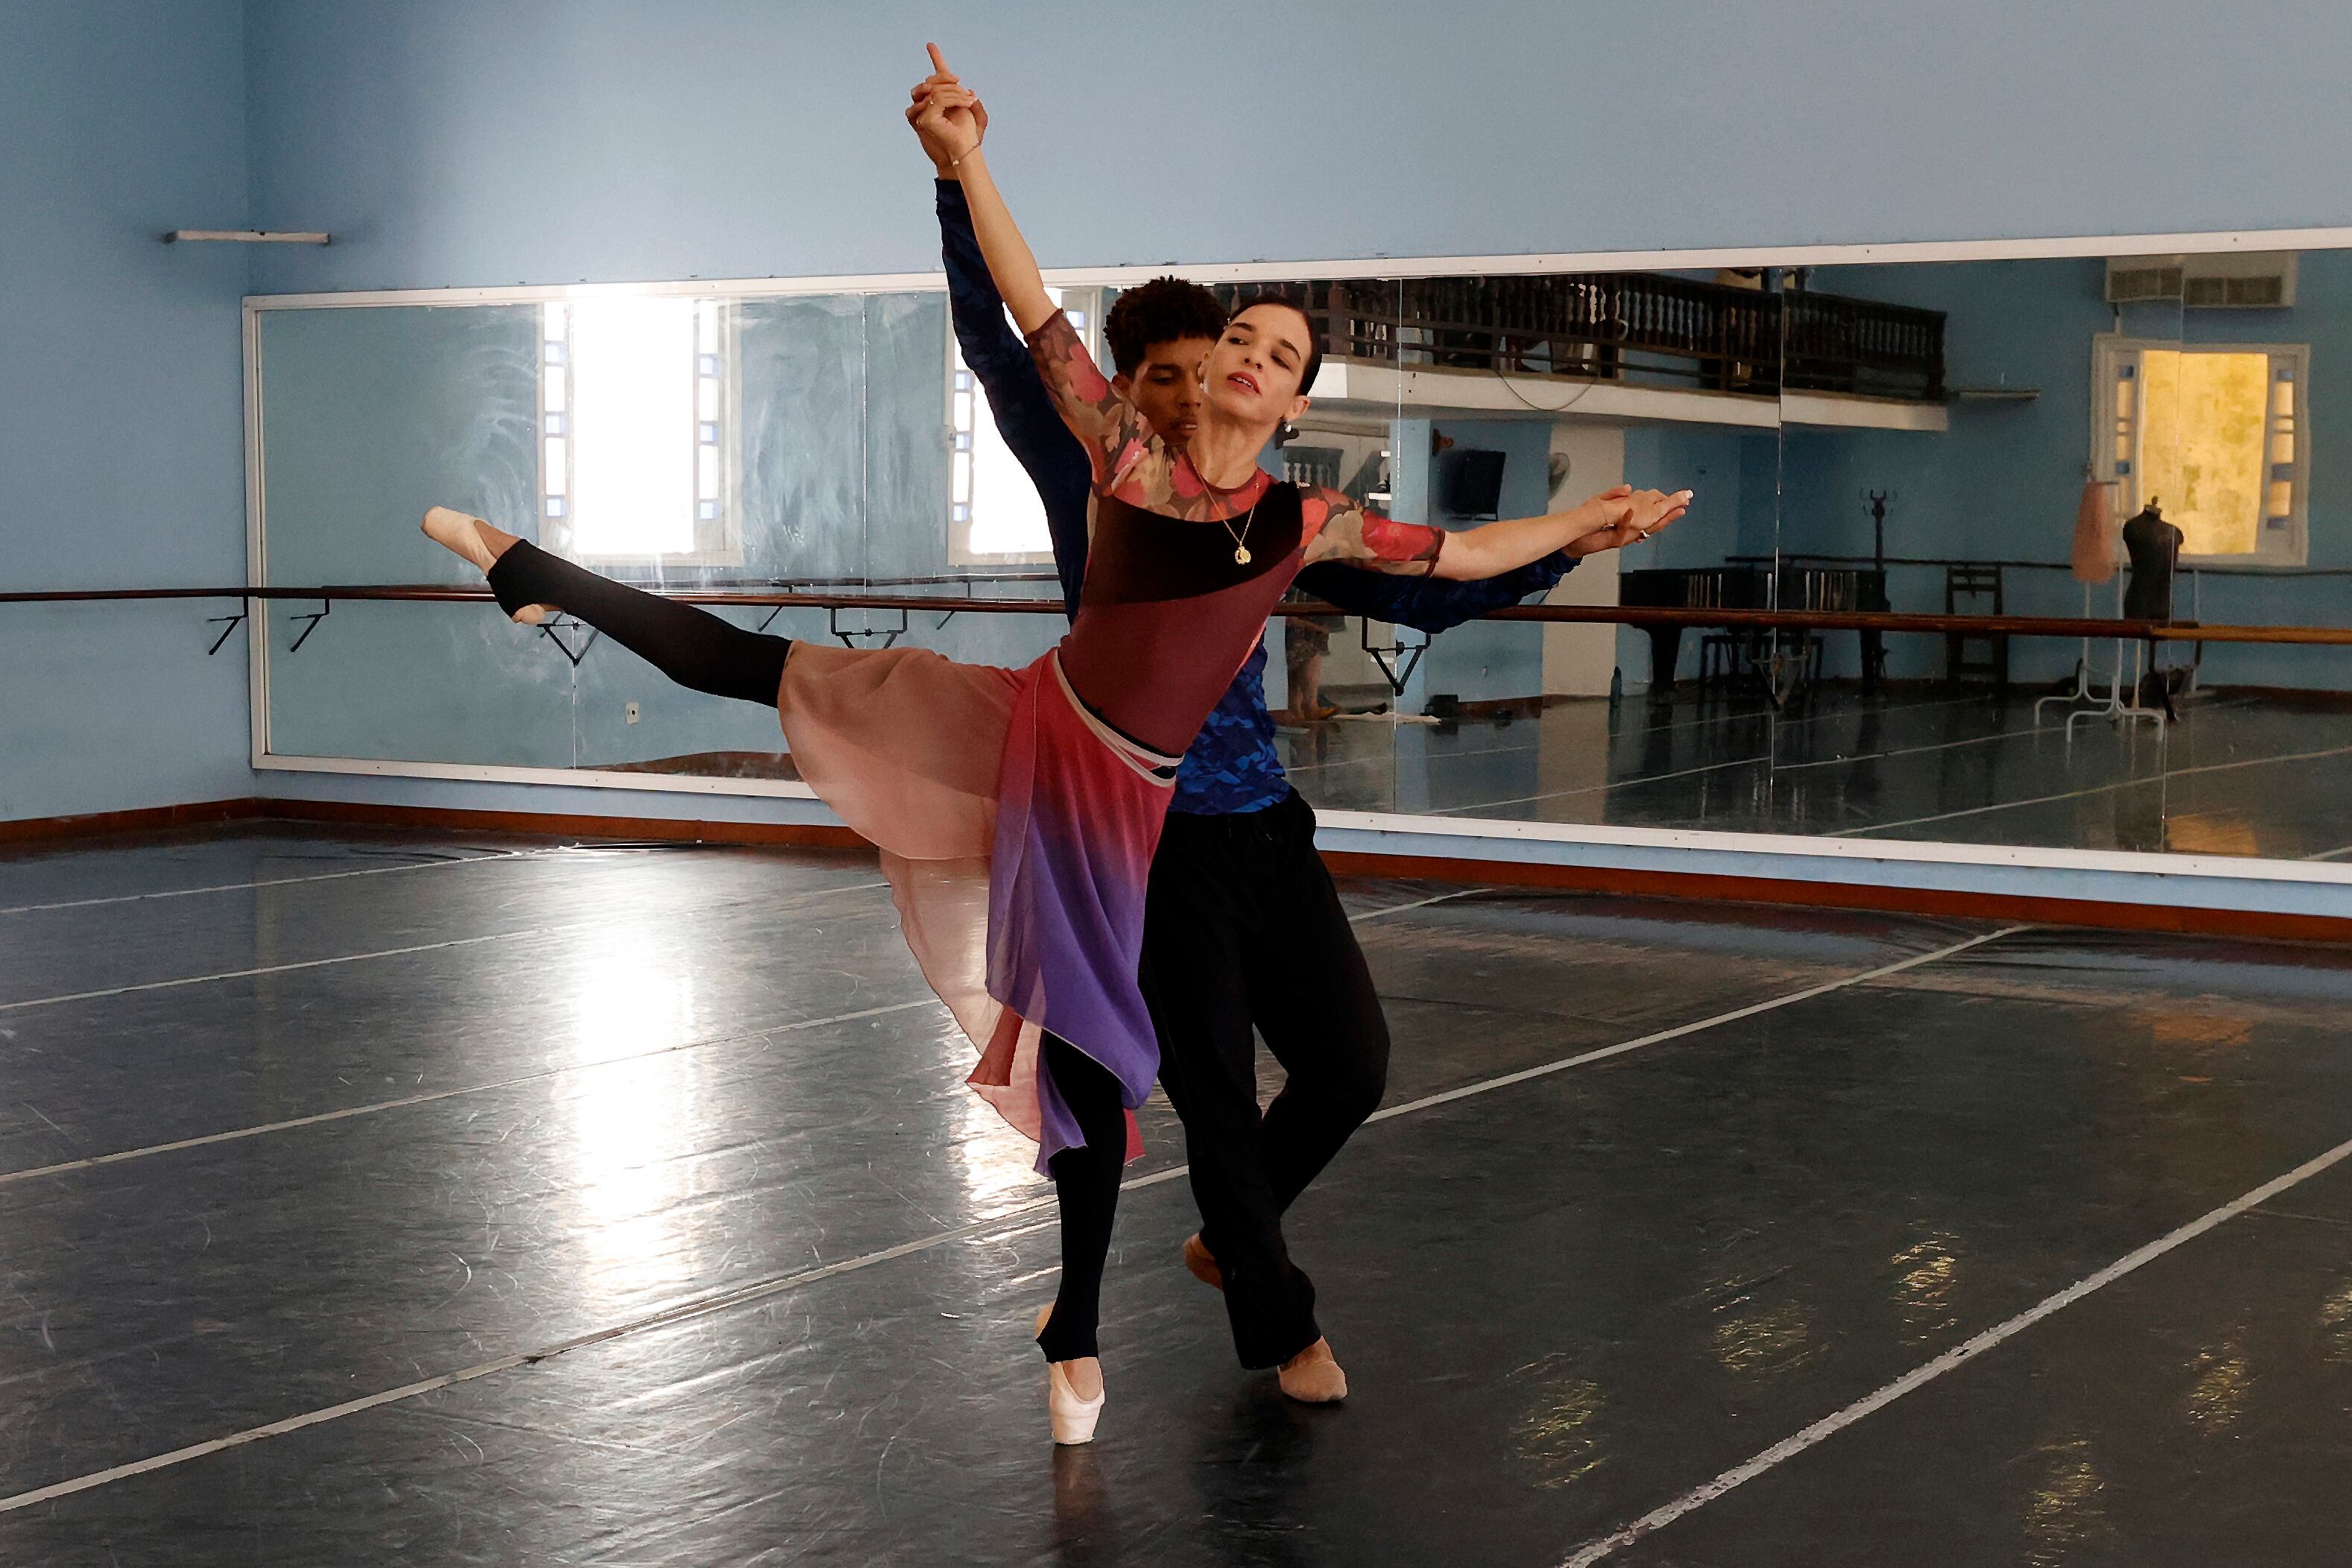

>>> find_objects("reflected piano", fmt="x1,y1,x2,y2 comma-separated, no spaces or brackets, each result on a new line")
1621,564,1889,689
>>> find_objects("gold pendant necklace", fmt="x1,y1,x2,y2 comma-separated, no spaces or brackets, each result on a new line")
1222,501,1257,566
1195,458,1259,565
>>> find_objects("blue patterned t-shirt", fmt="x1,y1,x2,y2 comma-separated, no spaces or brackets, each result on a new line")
1173,638,1289,815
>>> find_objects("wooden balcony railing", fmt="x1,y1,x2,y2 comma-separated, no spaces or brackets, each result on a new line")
1210,274,1944,403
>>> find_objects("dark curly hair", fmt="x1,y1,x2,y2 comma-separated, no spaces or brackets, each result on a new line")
1103,276,1227,378
1227,295,1324,397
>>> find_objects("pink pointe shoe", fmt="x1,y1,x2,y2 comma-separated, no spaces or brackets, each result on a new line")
1033,1305,1105,1445
420,505,551,625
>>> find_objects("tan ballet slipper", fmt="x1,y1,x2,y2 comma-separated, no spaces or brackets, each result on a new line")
420,506,550,625
1277,1337,1348,1404
1033,1303,1105,1444
1182,1233,1224,1292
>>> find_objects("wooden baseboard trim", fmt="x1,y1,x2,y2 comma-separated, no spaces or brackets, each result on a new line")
0,797,265,845
12,796,2342,943
262,797,869,850
1320,851,2352,943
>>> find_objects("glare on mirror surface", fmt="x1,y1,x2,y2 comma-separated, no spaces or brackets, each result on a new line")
539,296,735,561
951,286,1091,560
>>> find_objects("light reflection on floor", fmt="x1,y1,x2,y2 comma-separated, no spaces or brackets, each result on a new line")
1276,686,2352,859
565,953,707,1309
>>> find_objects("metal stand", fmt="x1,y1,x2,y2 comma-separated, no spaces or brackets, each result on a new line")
2036,587,2102,726
2040,492,2164,735
2065,635,2165,738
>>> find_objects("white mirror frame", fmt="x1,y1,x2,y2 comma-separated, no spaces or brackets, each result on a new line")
244,223,2352,922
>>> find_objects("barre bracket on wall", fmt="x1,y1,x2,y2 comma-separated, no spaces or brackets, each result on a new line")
285,600,332,653
538,618,600,668
1361,618,1431,695
829,607,908,649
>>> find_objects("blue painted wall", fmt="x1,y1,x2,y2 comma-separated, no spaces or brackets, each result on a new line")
1782,256,2352,690
1,0,253,823
1414,418,1559,706
242,1,2352,294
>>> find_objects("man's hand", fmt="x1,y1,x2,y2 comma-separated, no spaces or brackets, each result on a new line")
908,42,986,174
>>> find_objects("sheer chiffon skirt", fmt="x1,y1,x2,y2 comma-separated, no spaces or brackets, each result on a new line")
776,642,1174,1171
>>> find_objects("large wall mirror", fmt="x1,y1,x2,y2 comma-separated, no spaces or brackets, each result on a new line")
245,237,2352,874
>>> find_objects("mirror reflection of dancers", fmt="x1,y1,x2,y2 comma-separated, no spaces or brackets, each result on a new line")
907,65,1584,1409
420,45,1688,1447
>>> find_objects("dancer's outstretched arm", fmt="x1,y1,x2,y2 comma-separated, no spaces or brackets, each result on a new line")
1303,484,1691,581
1293,549,1574,634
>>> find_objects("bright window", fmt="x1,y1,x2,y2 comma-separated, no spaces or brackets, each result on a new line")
2095,337,2307,566
540,298,740,565
948,288,1101,563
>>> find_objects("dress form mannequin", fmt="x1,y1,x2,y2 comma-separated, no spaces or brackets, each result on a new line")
2122,499,2184,622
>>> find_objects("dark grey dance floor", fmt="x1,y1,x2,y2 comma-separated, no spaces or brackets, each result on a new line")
1284,683,2352,862
4,822,2351,1565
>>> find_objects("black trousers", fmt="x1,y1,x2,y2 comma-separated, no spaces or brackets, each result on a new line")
483,540,1125,1362
1141,789,1390,1369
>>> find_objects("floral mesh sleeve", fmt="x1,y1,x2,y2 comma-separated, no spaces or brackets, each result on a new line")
1025,311,1151,488
1300,487,1447,575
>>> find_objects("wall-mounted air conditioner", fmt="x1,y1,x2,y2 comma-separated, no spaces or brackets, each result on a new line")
2105,253,2298,309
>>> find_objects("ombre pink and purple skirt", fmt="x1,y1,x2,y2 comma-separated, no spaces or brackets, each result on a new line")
775,641,1175,1171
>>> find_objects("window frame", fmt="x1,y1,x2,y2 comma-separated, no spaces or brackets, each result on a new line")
2091,333,2310,569
538,297,747,569
945,287,1102,569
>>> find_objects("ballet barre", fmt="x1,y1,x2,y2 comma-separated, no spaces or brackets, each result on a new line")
10,584,2352,651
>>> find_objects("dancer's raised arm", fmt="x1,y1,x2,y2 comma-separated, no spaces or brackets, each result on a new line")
911,48,1055,335
913,50,1140,478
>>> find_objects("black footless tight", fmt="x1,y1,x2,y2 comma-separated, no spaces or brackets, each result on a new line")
1034,1034,1128,1364
485,540,791,707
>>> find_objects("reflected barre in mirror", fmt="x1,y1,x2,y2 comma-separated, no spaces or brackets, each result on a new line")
235,241,2352,868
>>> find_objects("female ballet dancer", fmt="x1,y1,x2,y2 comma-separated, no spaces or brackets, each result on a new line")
419,48,1687,1446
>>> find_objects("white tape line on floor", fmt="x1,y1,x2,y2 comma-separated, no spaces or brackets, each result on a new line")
1560,1128,2352,1567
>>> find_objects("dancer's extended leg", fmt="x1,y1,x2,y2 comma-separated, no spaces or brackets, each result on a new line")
423,509,790,706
